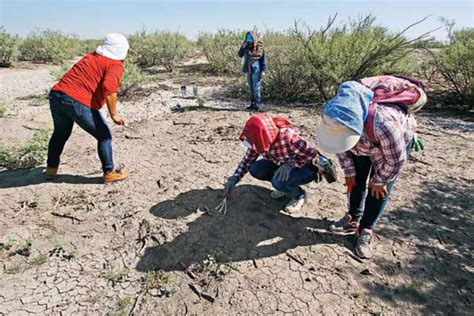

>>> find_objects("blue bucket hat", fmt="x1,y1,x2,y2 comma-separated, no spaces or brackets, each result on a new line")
323,81,373,134
316,81,374,153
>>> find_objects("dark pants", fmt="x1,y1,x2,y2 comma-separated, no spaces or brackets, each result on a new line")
349,142,412,231
246,72,262,106
47,91,114,173
249,159,316,199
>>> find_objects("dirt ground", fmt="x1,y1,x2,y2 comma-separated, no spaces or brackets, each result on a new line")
0,60,473,315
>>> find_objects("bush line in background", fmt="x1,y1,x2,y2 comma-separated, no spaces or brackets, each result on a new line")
0,16,472,107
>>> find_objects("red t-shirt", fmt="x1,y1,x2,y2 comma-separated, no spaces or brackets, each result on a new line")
52,52,124,110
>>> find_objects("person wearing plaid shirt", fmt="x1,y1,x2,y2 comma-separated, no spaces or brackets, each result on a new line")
316,81,422,259
224,113,321,213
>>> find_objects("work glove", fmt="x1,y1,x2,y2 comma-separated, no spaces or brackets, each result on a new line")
224,176,239,196
273,163,293,182
412,134,424,152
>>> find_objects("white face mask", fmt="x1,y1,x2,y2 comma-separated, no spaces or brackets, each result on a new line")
242,140,253,149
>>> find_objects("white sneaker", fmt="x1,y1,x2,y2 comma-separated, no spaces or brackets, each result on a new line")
270,190,286,199
284,198,305,213
355,229,374,259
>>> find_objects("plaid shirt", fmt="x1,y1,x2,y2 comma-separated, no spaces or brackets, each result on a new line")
337,105,416,185
233,127,318,180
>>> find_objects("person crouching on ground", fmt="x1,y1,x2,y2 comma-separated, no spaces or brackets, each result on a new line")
316,81,419,259
44,33,129,183
224,113,335,213
238,32,268,111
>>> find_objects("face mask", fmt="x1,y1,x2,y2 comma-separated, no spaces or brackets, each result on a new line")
242,140,253,149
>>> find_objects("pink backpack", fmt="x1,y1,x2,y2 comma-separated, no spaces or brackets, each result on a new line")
360,75,427,143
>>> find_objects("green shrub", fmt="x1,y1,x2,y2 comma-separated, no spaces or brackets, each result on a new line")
197,30,247,75
19,29,80,64
0,26,19,67
261,31,310,101
262,16,422,102
0,99,17,117
423,28,473,108
129,31,192,72
119,60,146,96
0,129,52,170
78,39,102,56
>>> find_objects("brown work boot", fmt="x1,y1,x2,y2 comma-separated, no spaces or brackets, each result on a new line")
43,167,59,179
103,169,129,183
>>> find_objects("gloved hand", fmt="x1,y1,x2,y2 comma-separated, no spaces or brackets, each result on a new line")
412,134,424,152
224,176,239,196
273,163,293,182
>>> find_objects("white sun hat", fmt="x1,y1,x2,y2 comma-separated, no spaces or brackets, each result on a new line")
316,115,361,154
96,33,129,60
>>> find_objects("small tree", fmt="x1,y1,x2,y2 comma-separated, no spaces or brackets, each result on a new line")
423,24,473,108
19,29,81,64
129,31,192,72
0,26,19,67
197,30,247,75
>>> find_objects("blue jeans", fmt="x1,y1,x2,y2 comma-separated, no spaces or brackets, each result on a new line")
47,91,114,173
249,159,316,199
349,142,412,231
246,72,262,106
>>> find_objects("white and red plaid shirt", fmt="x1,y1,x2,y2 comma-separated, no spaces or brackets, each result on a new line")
337,105,416,185
233,127,318,180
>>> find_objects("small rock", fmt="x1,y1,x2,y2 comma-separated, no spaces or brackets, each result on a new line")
360,269,373,276
149,288,160,297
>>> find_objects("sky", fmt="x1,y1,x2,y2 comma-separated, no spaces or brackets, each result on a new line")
0,0,472,41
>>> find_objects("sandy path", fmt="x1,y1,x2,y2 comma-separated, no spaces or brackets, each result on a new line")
0,61,473,315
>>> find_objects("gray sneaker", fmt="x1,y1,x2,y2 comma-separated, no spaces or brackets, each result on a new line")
270,190,286,199
355,229,374,259
329,213,358,234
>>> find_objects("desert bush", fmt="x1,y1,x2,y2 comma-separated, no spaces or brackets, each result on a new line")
197,30,247,75
422,28,473,108
262,15,425,102
119,60,146,96
129,31,192,72
261,31,311,101
0,27,19,67
19,29,80,64
0,128,52,170
78,39,102,55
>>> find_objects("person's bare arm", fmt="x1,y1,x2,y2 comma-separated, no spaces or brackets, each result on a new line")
105,93,125,125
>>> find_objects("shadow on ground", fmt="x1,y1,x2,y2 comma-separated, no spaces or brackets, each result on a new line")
369,177,473,314
0,167,102,188
136,184,349,272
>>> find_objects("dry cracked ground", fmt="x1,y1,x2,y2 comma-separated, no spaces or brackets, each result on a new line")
0,60,473,315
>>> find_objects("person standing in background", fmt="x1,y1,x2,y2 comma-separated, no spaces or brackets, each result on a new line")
238,32,268,111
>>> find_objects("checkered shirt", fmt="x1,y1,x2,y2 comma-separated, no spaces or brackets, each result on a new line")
233,127,318,180
337,105,417,185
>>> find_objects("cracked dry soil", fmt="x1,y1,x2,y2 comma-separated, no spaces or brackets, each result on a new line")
0,61,473,315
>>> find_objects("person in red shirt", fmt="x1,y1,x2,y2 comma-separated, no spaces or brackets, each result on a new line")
223,114,336,213
44,33,129,183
